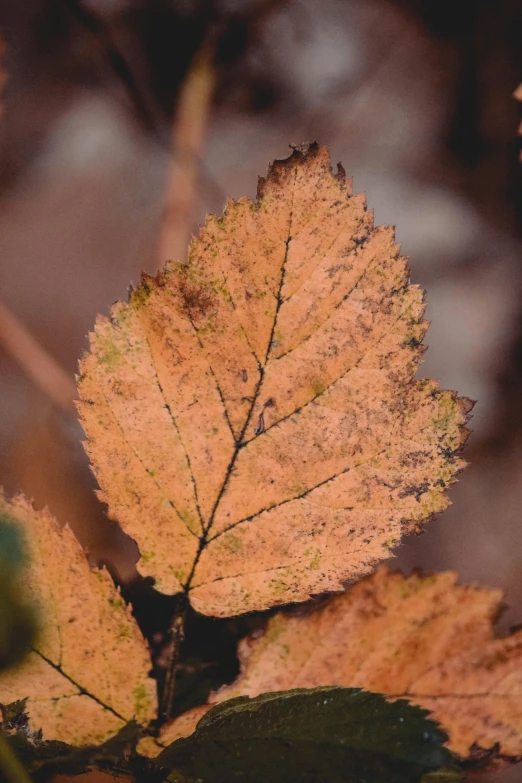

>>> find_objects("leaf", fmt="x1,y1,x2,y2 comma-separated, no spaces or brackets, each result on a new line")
78,143,471,617
0,517,36,670
2,708,143,783
0,492,157,745
158,567,522,764
155,687,460,783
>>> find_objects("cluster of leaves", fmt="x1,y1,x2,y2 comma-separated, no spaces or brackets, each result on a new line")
0,690,460,783
0,144,521,782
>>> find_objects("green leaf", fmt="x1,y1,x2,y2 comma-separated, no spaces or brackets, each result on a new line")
0,518,36,671
156,687,460,783
421,770,464,782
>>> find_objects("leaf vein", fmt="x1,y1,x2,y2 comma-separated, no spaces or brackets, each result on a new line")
100,388,199,538
32,649,126,723
209,413,454,543
243,293,415,445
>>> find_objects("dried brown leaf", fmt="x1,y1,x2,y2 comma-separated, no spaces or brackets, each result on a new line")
0,493,157,745
156,567,522,763
78,144,471,616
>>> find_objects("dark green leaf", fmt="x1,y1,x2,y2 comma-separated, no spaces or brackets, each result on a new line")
157,687,460,783
1,716,143,782
0,515,26,573
421,770,463,782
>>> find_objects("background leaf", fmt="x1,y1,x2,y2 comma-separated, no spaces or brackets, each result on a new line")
160,567,522,764
0,493,157,745
2,703,143,783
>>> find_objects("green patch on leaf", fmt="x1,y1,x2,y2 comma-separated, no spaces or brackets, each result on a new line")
95,337,123,370
222,533,243,554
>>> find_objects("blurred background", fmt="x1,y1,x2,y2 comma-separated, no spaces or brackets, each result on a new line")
0,1,521,779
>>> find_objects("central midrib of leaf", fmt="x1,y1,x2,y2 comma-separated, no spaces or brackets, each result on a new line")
182,171,297,594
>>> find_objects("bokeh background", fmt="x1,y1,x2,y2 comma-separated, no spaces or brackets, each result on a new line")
0,1,521,780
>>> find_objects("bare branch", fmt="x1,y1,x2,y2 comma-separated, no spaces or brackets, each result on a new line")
0,302,77,415
157,45,216,269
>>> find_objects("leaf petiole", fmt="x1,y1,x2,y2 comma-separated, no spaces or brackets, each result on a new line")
161,594,189,721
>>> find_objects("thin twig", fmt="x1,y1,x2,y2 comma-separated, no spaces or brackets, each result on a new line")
160,594,189,722
0,303,77,416
66,0,292,261
157,45,216,270
65,0,159,135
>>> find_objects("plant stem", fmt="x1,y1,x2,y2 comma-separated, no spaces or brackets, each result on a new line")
0,734,33,783
0,302,77,416
160,594,189,721
157,43,216,270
